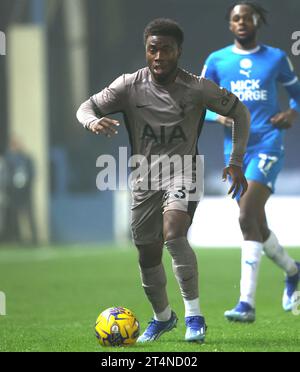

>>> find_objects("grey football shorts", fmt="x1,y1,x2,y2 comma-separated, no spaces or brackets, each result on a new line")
131,187,200,245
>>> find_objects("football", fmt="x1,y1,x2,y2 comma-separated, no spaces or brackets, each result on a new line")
95,307,140,346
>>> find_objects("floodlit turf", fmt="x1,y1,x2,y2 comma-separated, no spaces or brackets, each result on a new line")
0,245,300,352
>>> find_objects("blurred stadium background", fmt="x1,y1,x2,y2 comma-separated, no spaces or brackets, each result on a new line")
0,0,299,247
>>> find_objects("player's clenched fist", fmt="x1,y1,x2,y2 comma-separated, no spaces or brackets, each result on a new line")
89,117,120,137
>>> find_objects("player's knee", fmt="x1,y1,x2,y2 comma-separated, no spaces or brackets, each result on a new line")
164,223,188,241
164,230,185,242
136,243,163,268
163,210,191,242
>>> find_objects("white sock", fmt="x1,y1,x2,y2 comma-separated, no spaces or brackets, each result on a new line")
183,297,201,317
154,305,171,322
239,241,263,307
263,231,298,276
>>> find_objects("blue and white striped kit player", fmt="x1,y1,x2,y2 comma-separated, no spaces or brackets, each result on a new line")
202,2,300,322
203,44,300,192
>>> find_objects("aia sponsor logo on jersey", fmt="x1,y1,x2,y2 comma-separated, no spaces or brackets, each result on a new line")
141,124,187,144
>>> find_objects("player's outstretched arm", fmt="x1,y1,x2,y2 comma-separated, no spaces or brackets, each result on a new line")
200,79,250,198
76,75,126,137
227,101,250,166
225,100,250,198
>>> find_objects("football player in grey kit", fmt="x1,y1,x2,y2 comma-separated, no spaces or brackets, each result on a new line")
77,18,250,343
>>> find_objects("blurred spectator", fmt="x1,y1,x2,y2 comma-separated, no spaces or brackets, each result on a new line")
5,138,37,246
0,155,9,241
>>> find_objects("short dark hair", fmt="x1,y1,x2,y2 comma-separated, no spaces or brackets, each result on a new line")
226,1,268,25
143,18,184,47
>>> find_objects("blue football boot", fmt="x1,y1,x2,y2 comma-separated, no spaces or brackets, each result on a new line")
224,301,256,323
185,315,206,343
282,262,300,311
137,311,178,343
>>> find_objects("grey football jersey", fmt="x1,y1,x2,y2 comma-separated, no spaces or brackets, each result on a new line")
77,67,249,189
86,67,239,155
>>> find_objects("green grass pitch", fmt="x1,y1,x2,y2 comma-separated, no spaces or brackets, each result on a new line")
0,245,299,352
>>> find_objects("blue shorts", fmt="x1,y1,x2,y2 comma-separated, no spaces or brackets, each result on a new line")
225,149,284,194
